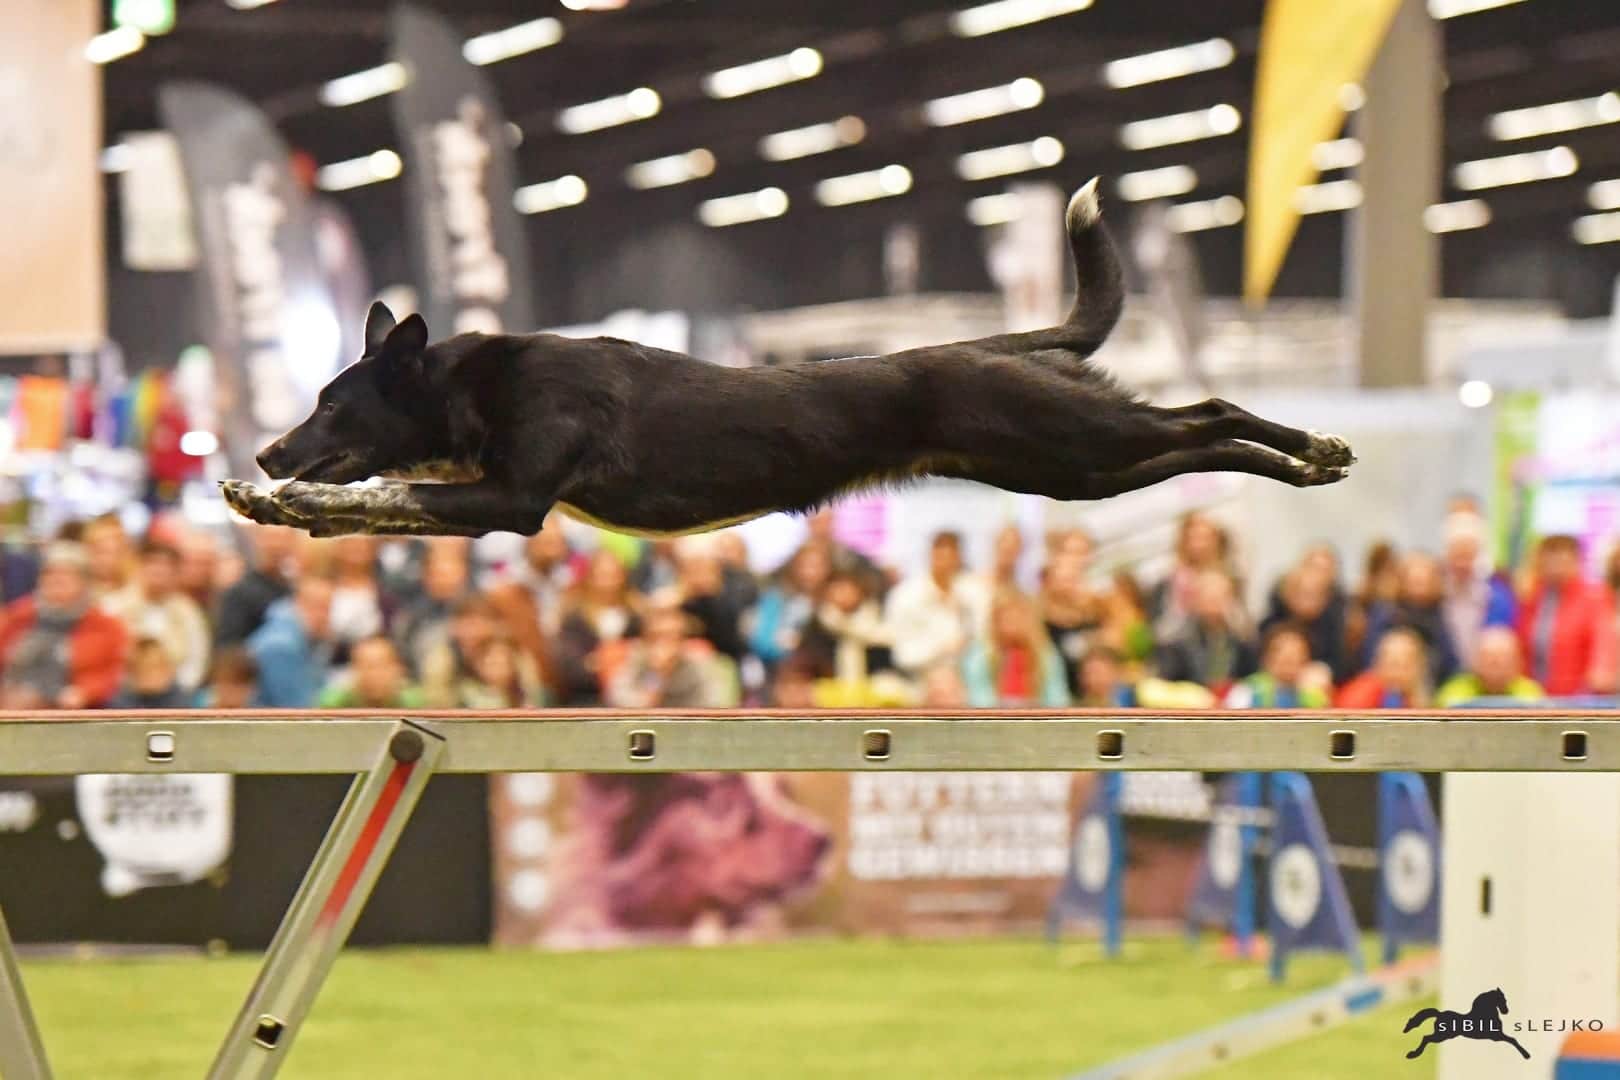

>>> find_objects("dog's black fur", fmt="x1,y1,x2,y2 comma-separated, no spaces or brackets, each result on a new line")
223,178,1353,539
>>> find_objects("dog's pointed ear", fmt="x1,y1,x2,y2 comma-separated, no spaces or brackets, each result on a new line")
385,312,428,355
363,301,396,355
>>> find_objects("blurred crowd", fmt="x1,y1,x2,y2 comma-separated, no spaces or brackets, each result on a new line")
0,497,1614,715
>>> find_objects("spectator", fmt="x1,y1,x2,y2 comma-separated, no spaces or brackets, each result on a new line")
488,517,577,681
919,663,969,708
318,636,424,709
1154,569,1257,694
82,513,134,604
805,508,886,595
1360,551,1459,682
1038,552,1103,695
196,646,262,709
327,536,389,662
885,531,990,678
553,549,643,706
177,530,224,611
1150,511,1231,628
0,542,128,709
247,575,336,708
1261,564,1348,682
422,595,544,709
768,652,819,708
606,604,718,708
1437,626,1544,706
215,525,299,648
456,636,541,709
671,535,751,661
1102,570,1156,664
393,540,470,678
985,524,1028,601
1517,535,1617,696
111,637,193,709
799,569,895,686
631,538,681,596
1225,623,1329,708
748,543,833,667
1440,512,1516,671
102,538,212,692
1075,646,1136,708
962,594,1070,707
1335,627,1431,708
1345,540,1400,667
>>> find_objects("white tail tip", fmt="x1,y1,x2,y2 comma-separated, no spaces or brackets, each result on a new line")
1066,177,1101,230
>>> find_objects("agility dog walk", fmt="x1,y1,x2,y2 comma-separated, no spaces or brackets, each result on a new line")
223,177,1355,539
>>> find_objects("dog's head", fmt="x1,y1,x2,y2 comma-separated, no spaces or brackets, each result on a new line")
256,302,436,483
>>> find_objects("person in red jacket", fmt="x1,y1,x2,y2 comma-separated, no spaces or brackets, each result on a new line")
0,542,129,709
1335,626,1431,709
1516,535,1618,697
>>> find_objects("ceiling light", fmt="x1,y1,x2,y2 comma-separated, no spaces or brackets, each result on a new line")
320,62,407,108
625,149,716,190
1165,196,1244,233
1424,200,1491,233
86,26,145,64
1294,179,1362,214
462,17,563,65
1453,146,1577,190
1458,380,1494,408
1339,84,1366,112
950,0,1093,38
1488,93,1620,141
704,48,823,99
1573,211,1620,245
225,0,280,8
1103,38,1235,89
956,137,1064,181
1589,180,1620,211
758,116,866,161
560,0,627,9
815,165,912,207
179,431,220,457
1119,104,1241,150
556,87,661,134
923,78,1043,127
1312,138,1364,171
1117,165,1197,202
316,149,403,192
514,175,588,214
966,193,1023,226
1428,0,1526,17
99,144,133,174
699,187,789,227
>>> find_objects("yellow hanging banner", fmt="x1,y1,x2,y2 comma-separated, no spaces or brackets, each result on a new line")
1245,0,1404,305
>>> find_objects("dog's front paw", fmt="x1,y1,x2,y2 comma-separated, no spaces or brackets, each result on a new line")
221,480,310,527
271,480,345,521
1301,430,1355,468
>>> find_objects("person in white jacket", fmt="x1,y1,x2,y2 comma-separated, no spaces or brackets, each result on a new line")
883,531,990,678
101,538,211,693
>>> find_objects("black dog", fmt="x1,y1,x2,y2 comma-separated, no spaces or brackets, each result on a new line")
223,178,1353,539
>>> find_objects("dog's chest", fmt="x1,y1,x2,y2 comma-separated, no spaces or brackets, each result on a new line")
381,459,485,483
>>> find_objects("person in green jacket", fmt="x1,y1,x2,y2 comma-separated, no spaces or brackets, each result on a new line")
317,635,425,709
1436,625,1544,707
1224,623,1330,709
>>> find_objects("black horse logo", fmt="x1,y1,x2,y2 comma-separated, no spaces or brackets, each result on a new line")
1403,988,1531,1060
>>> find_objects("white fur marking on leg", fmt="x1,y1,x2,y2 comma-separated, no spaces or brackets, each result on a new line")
1066,177,1101,230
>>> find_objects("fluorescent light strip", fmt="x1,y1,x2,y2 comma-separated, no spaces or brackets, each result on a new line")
1488,92,1620,141
225,0,279,8
1119,104,1241,150
1339,83,1367,112
956,137,1064,181
950,0,1093,38
625,149,716,190
556,87,662,134
320,62,407,108
1424,199,1492,233
1165,196,1244,233
966,193,1023,226
923,78,1043,127
514,175,588,214
1428,0,1526,17
561,0,628,8
699,187,789,228
758,116,866,162
1574,211,1620,245
86,26,144,64
462,17,563,65
316,150,403,192
1312,138,1364,171
1103,38,1234,89
1453,146,1577,190
1590,179,1620,211
1117,165,1197,202
815,165,913,207
1294,179,1363,214
704,47,823,99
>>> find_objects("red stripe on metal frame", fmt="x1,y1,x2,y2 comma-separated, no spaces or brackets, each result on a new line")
317,761,415,931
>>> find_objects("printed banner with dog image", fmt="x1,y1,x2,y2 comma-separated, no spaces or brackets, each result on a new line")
388,3,535,337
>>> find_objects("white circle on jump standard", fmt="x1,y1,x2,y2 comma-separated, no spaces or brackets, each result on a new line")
1270,844,1322,930
506,869,550,913
1075,815,1111,892
1209,821,1243,889
1384,829,1435,915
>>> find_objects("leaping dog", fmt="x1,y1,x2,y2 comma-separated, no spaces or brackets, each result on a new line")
223,177,1353,539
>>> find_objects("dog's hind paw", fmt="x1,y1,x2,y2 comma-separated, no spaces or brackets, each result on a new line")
1301,430,1355,469
1298,464,1352,487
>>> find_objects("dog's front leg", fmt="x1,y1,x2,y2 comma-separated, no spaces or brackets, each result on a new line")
273,479,551,537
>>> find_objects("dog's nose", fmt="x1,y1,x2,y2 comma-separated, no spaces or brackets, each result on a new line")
256,444,285,478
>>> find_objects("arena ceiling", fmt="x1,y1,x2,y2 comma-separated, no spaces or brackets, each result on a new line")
101,0,1620,326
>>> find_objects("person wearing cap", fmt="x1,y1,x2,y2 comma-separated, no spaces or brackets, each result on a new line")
0,542,129,709
1440,510,1516,672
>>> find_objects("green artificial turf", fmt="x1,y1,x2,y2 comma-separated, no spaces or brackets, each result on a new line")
18,936,1432,1079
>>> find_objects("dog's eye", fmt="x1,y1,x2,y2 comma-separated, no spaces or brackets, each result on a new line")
320,401,339,417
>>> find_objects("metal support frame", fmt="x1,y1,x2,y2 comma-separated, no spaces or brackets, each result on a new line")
0,707,1613,1076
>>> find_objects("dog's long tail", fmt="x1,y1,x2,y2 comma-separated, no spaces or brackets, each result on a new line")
1041,177,1126,358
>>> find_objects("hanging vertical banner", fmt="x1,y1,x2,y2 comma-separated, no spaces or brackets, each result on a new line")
159,82,337,478
1132,200,1209,389
1245,0,1402,304
1186,772,1262,952
389,3,535,336
993,182,1066,333
1378,772,1440,965
1046,773,1123,956
1267,772,1362,981
310,198,375,369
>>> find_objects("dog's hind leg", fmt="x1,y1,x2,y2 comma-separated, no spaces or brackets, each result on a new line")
1162,399,1354,468
1080,440,1348,497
